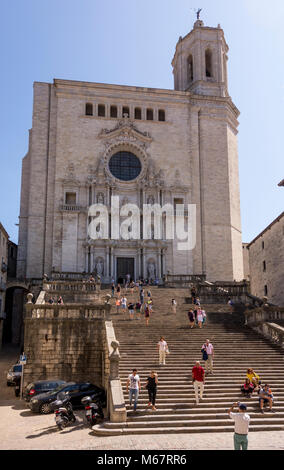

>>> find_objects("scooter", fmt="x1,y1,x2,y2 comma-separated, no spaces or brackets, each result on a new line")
51,392,76,430
81,395,104,427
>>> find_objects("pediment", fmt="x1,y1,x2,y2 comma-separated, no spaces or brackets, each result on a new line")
99,119,152,146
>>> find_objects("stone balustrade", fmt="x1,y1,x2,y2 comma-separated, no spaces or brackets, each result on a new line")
104,321,126,423
25,303,110,320
245,306,284,325
43,280,99,293
245,306,284,350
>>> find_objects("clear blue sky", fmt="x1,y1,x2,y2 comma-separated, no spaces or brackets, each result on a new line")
0,0,283,244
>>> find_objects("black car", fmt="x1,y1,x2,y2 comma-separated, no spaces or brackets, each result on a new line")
24,380,67,402
28,382,106,414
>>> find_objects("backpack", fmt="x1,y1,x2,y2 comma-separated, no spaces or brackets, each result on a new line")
201,348,208,361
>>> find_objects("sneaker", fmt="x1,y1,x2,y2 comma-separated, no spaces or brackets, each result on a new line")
260,409,264,414
269,409,275,413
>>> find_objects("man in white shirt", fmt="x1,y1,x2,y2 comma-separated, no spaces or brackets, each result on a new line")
201,339,214,375
126,369,141,412
228,402,250,450
157,337,168,365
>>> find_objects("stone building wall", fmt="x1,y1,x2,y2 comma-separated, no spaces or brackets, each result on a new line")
248,213,284,306
23,317,108,388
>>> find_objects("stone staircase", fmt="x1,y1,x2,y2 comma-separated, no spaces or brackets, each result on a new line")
93,287,284,435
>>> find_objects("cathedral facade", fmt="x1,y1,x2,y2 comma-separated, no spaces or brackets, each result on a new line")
17,18,244,283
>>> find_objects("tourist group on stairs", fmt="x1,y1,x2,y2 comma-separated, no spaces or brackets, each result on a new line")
111,278,277,450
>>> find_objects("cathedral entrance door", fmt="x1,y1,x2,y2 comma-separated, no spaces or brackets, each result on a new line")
116,258,135,284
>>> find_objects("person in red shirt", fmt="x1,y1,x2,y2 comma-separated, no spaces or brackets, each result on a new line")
192,361,205,405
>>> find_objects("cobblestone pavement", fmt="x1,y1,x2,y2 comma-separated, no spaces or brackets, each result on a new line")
0,400,284,450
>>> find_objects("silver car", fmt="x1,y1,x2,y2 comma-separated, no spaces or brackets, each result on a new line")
6,364,22,386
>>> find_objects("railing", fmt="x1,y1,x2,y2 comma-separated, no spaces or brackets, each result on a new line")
196,281,250,303
25,298,111,320
105,321,126,423
60,205,86,212
165,274,206,283
43,280,99,293
245,306,284,350
245,306,284,325
51,272,93,281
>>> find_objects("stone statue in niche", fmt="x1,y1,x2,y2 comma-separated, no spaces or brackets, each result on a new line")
147,195,155,205
96,192,104,204
147,261,156,279
95,258,104,277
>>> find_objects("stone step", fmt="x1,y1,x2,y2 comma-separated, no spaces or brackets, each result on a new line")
92,424,284,436
103,417,284,429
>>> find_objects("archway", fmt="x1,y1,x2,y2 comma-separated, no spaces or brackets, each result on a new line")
2,286,29,346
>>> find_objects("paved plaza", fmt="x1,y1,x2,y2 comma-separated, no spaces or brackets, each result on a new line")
0,399,283,450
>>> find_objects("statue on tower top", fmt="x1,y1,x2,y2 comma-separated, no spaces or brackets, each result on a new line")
196,8,202,20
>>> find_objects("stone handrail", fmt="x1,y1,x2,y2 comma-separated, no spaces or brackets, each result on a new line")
25,302,111,320
245,306,284,325
166,274,206,282
104,321,126,423
245,306,284,349
43,280,99,293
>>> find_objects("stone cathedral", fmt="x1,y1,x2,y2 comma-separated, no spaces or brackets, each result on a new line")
17,18,244,284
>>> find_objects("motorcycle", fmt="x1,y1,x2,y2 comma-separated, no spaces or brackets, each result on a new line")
51,392,76,430
81,395,104,427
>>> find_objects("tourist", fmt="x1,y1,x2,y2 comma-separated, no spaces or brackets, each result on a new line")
146,371,158,411
192,361,205,405
202,309,207,326
201,339,214,375
126,369,141,413
197,308,203,328
130,281,135,295
48,297,54,304
116,284,121,299
128,301,135,320
259,384,275,413
147,289,152,300
171,299,177,314
144,302,150,326
228,402,250,450
140,289,145,305
157,336,169,365
121,296,127,314
188,309,195,328
191,286,197,304
89,275,95,283
57,296,64,305
241,378,255,398
246,368,261,388
135,301,142,319
111,282,115,297
195,297,201,307
115,298,121,314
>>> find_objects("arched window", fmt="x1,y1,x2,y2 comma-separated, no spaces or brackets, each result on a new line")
135,107,142,120
98,104,106,117
158,110,165,122
85,103,93,116
187,54,193,83
205,49,213,78
147,108,154,121
123,106,130,118
110,105,118,118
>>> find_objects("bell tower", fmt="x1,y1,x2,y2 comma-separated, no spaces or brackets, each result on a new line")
172,17,229,97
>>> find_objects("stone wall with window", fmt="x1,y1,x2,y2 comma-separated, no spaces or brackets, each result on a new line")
248,212,284,306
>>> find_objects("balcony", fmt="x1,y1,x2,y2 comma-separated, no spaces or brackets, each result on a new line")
60,204,86,213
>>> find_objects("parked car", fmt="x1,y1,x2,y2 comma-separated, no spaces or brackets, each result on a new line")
6,364,22,386
24,380,67,402
28,382,106,414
